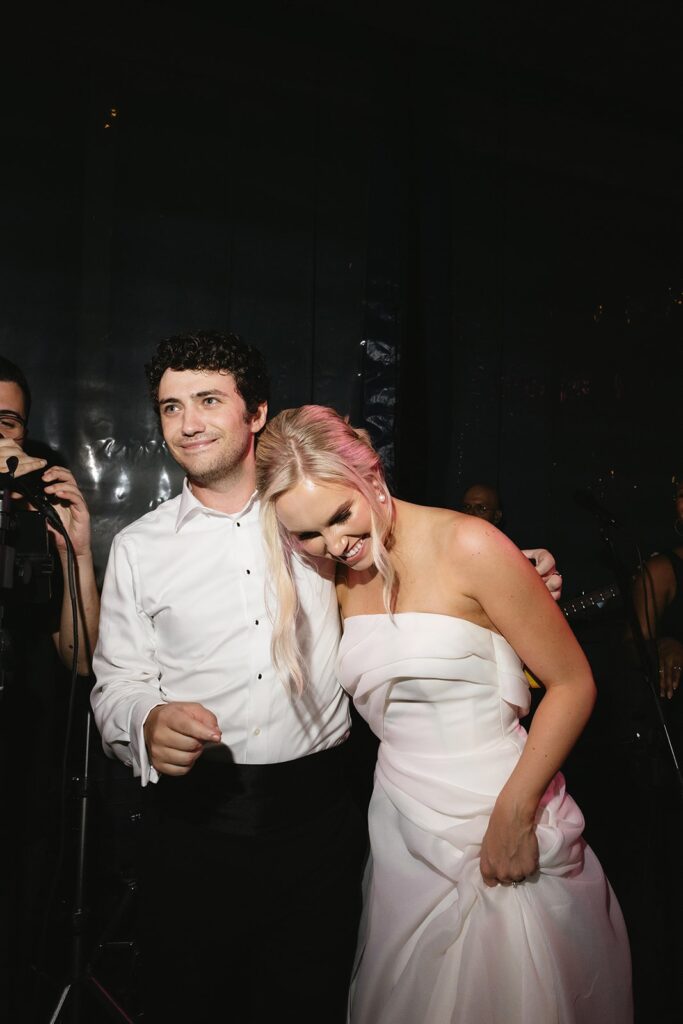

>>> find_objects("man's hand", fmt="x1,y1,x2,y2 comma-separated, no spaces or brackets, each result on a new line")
522,548,562,602
144,702,222,776
42,466,92,557
0,438,47,489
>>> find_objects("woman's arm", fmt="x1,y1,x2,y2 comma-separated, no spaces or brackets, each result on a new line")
629,554,682,698
454,519,596,886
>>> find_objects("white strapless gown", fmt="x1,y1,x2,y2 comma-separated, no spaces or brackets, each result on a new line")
337,613,633,1024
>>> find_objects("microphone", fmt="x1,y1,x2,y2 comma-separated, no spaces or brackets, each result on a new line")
574,489,619,528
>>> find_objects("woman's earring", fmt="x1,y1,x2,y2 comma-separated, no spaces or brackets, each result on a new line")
378,492,386,503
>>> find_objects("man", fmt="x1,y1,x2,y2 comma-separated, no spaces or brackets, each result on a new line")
90,331,365,1024
460,481,503,526
461,480,562,601
0,356,99,673
0,355,99,1014
91,332,564,1024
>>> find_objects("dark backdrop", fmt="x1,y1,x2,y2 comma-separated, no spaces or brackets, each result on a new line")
3,2,682,595
2,3,683,1021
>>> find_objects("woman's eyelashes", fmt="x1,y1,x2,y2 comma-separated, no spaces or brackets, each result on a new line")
330,505,352,526
296,505,354,542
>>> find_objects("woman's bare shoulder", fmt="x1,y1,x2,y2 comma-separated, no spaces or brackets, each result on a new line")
394,500,514,572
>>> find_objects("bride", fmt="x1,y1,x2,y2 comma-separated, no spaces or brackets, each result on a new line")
255,404,632,1024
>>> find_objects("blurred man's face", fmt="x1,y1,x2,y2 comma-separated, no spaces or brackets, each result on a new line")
0,381,27,449
461,484,502,525
674,479,683,525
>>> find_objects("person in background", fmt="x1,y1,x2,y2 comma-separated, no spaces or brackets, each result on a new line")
0,355,99,1017
460,480,562,603
460,481,503,525
628,473,683,703
620,474,683,1021
0,356,99,673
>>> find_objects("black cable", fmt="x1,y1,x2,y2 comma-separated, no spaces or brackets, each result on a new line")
34,514,81,986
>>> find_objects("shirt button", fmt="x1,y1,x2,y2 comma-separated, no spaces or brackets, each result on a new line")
257,673,262,680
255,619,259,625
253,727,261,736
236,521,241,527
246,569,251,575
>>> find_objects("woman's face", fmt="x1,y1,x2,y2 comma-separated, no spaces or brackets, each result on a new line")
275,478,375,571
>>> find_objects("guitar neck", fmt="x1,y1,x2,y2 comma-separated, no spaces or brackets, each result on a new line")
560,583,621,622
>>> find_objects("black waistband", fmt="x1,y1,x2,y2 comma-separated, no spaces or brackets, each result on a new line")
149,741,351,835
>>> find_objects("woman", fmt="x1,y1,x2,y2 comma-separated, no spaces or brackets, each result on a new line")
629,473,683,704
255,405,632,1024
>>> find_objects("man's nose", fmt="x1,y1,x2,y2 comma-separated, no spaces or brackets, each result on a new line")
181,407,205,434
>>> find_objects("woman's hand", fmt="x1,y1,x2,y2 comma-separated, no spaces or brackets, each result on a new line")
657,636,683,699
480,799,539,887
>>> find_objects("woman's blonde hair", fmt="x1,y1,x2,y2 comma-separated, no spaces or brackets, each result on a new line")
256,405,395,695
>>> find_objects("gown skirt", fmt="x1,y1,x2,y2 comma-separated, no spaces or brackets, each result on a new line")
336,613,633,1024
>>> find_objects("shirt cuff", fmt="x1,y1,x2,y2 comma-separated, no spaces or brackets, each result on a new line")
129,697,166,786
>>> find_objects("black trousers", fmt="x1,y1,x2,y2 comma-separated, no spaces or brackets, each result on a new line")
138,743,366,1024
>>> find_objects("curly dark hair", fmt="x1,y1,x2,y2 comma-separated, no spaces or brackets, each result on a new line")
0,355,31,421
144,330,270,417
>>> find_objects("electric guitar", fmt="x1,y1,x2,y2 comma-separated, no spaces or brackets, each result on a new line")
524,582,622,689
560,582,621,623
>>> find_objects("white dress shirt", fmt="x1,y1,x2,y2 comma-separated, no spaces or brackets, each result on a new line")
91,483,350,784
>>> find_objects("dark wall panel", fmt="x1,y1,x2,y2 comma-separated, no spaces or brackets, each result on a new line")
2,4,682,606
1,17,402,580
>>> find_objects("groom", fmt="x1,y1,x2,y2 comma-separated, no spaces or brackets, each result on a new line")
90,330,562,1024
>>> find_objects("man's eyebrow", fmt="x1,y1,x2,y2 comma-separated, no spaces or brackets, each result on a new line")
158,388,231,405
0,407,26,423
326,501,352,527
193,389,231,398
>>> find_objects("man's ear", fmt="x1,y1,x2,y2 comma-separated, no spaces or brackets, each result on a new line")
493,510,503,526
251,401,268,434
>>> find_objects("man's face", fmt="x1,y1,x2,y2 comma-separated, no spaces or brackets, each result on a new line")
460,484,502,524
0,381,27,449
674,480,683,524
158,368,266,487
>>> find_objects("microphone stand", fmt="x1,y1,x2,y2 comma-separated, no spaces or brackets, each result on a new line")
579,493,683,806
0,463,136,1024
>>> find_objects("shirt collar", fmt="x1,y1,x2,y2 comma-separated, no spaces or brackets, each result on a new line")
175,479,260,532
